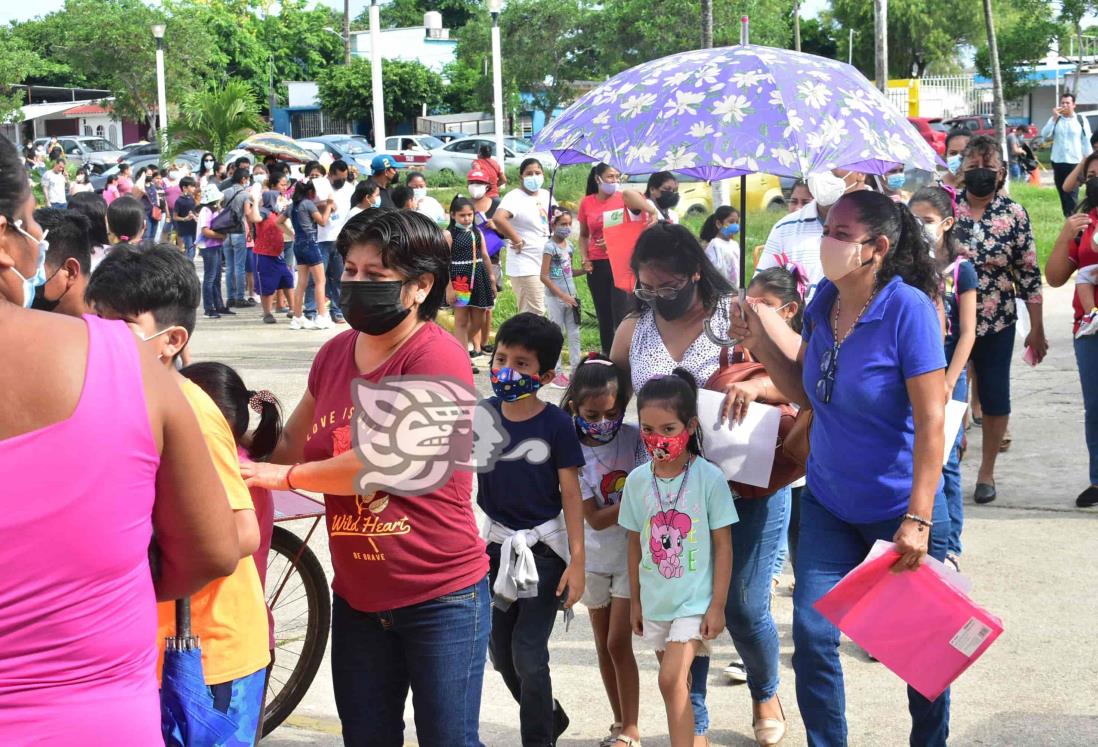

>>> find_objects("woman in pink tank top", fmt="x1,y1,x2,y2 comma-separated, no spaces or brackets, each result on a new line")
0,135,241,745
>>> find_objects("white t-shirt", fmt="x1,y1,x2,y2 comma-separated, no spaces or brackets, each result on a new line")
317,181,356,243
579,424,645,575
704,237,740,287
498,188,552,278
416,195,447,225
755,201,824,301
42,170,67,204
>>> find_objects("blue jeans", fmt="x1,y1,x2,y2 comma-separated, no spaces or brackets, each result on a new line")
49,201,67,209
772,487,793,577
793,486,950,747
199,246,224,314
943,371,968,557
143,214,158,239
331,577,490,747
281,240,295,271
487,542,565,746
304,240,344,319
223,232,248,301
180,234,196,262
1075,336,1098,485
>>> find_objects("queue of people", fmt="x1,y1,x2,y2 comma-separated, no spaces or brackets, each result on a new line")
0,97,1091,747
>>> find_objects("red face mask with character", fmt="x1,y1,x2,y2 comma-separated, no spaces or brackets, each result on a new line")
642,430,691,462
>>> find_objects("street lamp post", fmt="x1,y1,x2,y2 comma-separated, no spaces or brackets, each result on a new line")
370,0,386,148
151,23,168,141
488,0,505,172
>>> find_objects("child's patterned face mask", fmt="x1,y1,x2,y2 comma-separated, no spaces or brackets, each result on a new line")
574,414,624,444
490,367,541,401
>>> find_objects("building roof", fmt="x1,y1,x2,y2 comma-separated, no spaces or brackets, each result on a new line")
9,100,86,124
63,103,112,117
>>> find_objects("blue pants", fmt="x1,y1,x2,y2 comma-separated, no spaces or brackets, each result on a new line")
331,578,490,747
792,486,951,747
199,246,224,314
143,215,158,239
1075,335,1098,485
49,201,67,209
223,232,248,302
943,371,968,557
969,324,1015,416
207,667,266,747
488,542,565,746
303,240,344,319
180,234,196,263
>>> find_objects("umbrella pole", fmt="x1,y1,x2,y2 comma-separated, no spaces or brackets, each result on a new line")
176,598,192,641
547,166,558,221
739,173,747,293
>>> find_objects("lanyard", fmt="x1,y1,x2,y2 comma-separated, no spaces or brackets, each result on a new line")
650,457,692,514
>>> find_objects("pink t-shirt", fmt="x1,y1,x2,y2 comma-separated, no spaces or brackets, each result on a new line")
578,192,626,261
103,185,120,205
0,316,160,744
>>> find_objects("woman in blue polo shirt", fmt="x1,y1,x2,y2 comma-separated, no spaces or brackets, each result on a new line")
730,189,951,746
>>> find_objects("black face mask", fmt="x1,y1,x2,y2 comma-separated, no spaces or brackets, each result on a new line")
1086,177,1098,208
331,178,347,191
656,191,680,211
653,279,696,321
30,268,67,313
964,168,999,198
340,280,411,336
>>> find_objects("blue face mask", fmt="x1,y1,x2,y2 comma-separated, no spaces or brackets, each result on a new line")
11,220,49,309
522,174,544,192
886,173,906,191
490,367,541,401
575,413,625,444
372,196,382,208
720,223,740,238
946,154,963,175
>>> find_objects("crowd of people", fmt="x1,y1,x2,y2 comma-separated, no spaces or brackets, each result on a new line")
0,95,1093,747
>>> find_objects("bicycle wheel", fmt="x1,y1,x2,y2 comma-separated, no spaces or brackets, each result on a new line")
262,525,331,736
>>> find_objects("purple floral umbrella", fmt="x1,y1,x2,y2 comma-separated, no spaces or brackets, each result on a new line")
533,43,941,180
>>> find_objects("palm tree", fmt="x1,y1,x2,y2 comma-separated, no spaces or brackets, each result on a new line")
166,79,265,163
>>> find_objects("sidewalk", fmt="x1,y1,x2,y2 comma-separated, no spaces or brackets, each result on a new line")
192,282,1098,746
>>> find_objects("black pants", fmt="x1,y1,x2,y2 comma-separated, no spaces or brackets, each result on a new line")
588,258,632,354
1053,161,1079,217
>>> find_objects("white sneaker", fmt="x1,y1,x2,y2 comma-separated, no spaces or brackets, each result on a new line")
1077,309,1098,339
289,316,305,330
723,658,748,682
303,316,319,330
314,314,334,330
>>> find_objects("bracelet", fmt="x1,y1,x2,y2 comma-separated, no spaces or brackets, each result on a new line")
903,513,933,528
285,463,302,491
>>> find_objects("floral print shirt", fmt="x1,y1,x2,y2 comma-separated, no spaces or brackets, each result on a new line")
954,192,1043,337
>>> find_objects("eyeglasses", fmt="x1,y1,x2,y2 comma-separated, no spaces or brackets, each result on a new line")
634,279,689,303
816,345,838,404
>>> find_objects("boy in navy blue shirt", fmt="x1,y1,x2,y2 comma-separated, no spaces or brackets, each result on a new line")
478,312,585,746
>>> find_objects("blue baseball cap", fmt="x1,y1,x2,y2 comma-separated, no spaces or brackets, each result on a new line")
371,155,404,173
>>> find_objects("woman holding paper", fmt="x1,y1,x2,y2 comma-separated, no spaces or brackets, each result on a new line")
610,223,792,745
730,190,951,746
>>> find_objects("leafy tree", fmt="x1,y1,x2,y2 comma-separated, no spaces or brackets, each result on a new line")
798,17,840,60
438,59,492,114
0,31,48,123
828,0,982,78
166,79,265,163
317,58,443,131
358,0,481,31
1059,0,1098,94
974,0,1059,103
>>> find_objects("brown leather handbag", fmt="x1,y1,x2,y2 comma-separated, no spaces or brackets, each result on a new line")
704,346,805,498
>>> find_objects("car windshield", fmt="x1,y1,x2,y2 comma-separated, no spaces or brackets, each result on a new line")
506,137,533,153
930,123,949,133
81,138,118,152
333,138,374,155
418,136,444,150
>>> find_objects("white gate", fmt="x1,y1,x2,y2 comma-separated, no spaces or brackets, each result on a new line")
888,75,993,119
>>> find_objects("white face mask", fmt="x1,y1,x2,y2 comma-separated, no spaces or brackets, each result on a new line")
807,172,850,207
413,187,428,201
923,222,941,256
468,184,487,200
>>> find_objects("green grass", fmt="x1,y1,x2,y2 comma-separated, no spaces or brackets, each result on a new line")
429,163,783,361
1009,183,1063,268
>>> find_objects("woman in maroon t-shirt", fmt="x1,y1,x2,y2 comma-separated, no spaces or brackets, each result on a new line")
243,209,490,746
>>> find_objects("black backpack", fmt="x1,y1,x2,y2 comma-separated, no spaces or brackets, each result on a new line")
210,187,247,234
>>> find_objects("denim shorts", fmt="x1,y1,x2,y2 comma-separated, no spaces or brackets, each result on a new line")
294,239,323,267
969,324,1015,416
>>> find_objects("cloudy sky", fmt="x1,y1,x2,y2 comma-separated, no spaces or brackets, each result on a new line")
1,0,828,27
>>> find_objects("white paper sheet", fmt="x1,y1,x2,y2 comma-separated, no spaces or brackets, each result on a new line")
942,400,968,467
696,389,781,488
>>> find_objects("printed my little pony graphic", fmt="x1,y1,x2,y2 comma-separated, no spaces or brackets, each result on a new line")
649,509,692,579
599,470,628,506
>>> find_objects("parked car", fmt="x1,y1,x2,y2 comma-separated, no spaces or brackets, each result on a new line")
121,141,158,160
907,117,948,156
298,135,377,174
941,115,996,138
382,135,441,168
425,135,556,176
620,172,784,217
433,132,465,144
90,150,203,192
33,136,127,174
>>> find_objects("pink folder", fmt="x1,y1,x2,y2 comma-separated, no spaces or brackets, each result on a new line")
814,542,1003,700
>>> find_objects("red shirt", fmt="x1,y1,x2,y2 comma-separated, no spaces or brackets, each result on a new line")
1070,209,1098,334
253,214,285,257
304,323,488,612
472,157,504,198
577,192,625,262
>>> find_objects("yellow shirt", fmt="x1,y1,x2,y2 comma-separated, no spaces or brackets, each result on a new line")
157,380,270,684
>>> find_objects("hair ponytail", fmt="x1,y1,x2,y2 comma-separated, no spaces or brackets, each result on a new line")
842,190,941,301
179,362,284,462
248,391,284,461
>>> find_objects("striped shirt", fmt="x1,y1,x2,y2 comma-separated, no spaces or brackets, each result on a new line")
755,201,824,301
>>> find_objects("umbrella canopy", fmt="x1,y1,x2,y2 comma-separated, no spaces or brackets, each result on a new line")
534,44,941,180
240,132,317,164
160,600,237,747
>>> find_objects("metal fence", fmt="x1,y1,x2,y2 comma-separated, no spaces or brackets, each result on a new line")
289,110,352,139
888,75,993,119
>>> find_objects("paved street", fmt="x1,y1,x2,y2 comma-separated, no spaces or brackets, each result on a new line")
189,281,1098,747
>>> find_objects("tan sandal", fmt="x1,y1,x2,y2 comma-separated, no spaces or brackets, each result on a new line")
613,737,642,747
753,696,786,746
599,724,623,747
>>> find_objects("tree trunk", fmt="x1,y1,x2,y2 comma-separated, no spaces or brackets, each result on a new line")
1074,22,1085,96
343,0,352,65
982,0,1009,194
794,0,802,52
873,0,888,92
701,0,713,49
